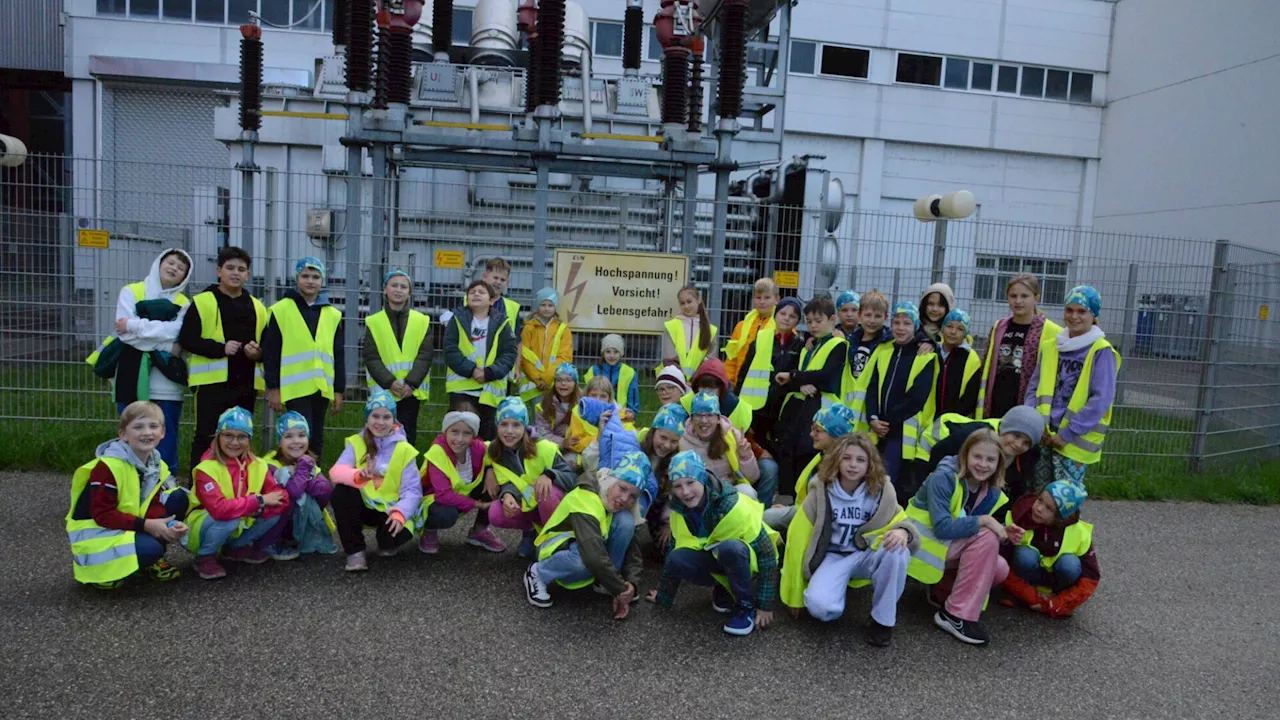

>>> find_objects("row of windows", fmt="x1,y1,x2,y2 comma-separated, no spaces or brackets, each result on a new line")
973,255,1070,303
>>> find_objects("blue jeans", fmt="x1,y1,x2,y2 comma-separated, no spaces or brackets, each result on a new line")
879,434,906,498
1011,545,1082,592
756,458,779,507
664,539,754,607
118,400,182,474
197,514,282,556
537,510,636,588
135,488,191,568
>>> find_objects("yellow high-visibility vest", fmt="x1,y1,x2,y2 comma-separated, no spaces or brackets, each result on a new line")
65,456,172,584
419,442,487,515
670,493,778,591
345,434,421,534
444,316,508,407
187,290,268,390
661,317,718,379
518,321,569,401
1034,336,1121,464
918,413,1000,461
85,281,190,367
534,486,612,590
726,311,776,410
864,343,939,461
975,318,1062,419
270,299,341,402
780,334,848,414
184,457,269,552
485,439,562,514
905,479,1008,584
365,308,430,400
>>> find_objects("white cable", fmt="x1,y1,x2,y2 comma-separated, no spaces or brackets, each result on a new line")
249,0,324,29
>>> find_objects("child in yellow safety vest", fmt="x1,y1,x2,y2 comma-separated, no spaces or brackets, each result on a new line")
523,451,649,618
328,391,421,572
418,408,503,555
906,429,1011,646
187,407,289,581
66,401,190,590
443,279,519,442
585,333,640,416
566,375,637,461
1001,481,1100,618
679,391,761,499
932,309,981,419
779,433,919,647
518,287,573,407
534,362,583,467
262,411,336,558
661,285,717,380
362,269,433,449
864,301,937,498
644,451,779,637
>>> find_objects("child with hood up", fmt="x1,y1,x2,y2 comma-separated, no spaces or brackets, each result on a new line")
919,282,956,345
262,411,336,558
1001,480,1100,617
519,288,573,405
86,248,193,473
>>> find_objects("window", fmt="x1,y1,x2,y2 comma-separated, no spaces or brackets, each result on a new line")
228,0,258,24
293,0,322,30
996,65,1018,93
1045,68,1070,100
195,0,226,23
165,0,193,20
1020,66,1045,97
820,45,869,79
97,0,127,14
943,57,969,89
1069,72,1094,103
453,7,473,45
647,26,662,61
790,40,816,75
130,0,161,16
974,254,1070,303
971,62,993,91
896,53,942,86
593,21,623,57
748,44,779,69
261,0,290,27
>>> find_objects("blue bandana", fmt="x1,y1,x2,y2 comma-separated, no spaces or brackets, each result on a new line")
943,308,971,334
382,269,409,287
836,290,860,310
1047,480,1088,519
275,410,310,440
295,256,326,283
690,391,720,417
216,407,253,436
554,362,579,382
668,450,707,485
651,403,689,434
1064,285,1102,318
612,451,652,489
495,396,530,427
812,403,855,439
365,389,398,419
892,301,920,330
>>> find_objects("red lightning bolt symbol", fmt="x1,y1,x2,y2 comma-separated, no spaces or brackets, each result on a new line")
563,260,588,324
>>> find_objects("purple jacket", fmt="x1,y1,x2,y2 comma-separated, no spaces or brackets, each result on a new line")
280,454,334,507
1024,333,1117,446
334,427,422,521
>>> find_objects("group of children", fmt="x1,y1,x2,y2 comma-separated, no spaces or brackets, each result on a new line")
75,258,1116,645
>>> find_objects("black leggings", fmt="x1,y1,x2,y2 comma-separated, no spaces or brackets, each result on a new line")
330,484,414,555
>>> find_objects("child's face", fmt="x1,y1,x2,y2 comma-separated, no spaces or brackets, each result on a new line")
678,290,700,317
652,428,681,457
753,289,779,314
467,285,493,314
694,377,723,396
1063,304,1094,335
805,311,835,336
296,268,323,297
859,307,886,334
555,376,577,397
774,305,799,333
588,388,611,402
671,476,705,508
537,300,557,321
218,430,250,459
924,293,947,323
692,413,719,439
891,315,915,343
497,418,526,448
1032,491,1059,525
839,444,869,485
942,321,967,347
838,304,859,328
605,481,640,514
966,441,1001,484
280,428,309,460
810,425,832,451
602,348,622,365
445,422,475,455
367,408,397,437
384,275,411,308
655,383,683,405
481,269,509,296
158,253,189,289
119,415,164,456
1007,283,1037,318
217,258,249,291
999,432,1032,458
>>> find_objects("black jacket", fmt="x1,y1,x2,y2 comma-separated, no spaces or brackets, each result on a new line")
361,304,434,390
864,339,935,433
179,285,260,389
261,289,346,392
934,346,979,419
442,306,518,383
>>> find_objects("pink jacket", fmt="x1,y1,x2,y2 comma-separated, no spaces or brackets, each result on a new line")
193,454,289,522
423,434,488,513
679,418,759,483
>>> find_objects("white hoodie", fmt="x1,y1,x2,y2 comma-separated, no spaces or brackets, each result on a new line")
114,249,192,401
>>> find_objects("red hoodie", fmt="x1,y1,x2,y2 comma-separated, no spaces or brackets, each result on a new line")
422,434,489,513
193,452,289,522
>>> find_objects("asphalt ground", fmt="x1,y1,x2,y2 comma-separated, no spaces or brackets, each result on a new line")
3,471,1278,720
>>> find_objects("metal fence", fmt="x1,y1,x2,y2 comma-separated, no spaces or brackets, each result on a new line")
3,153,1278,477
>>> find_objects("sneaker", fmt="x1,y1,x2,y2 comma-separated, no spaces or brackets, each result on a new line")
418,530,440,555
524,563,552,608
194,554,227,580
466,527,507,553
711,584,733,614
723,604,756,636
865,619,893,648
345,551,369,572
92,579,124,591
268,546,300,562
375,545,400,558
145,559,181,581
516,532,536,559
223,546,269,564
934,609,989,645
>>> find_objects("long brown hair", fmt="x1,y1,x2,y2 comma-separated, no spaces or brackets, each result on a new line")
540,381,581,430
956,428,1007,490
640,429,675,495
817,433,886,496
695,419,731,461
679,284,712,352
487,423,538,463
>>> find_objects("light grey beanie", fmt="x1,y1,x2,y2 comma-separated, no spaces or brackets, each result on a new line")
443,410,481,436
999,406,1045,447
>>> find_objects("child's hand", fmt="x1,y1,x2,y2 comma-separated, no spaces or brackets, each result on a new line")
267,389,284,413
385,514,404,535
1005,524,1026,545
644,589,659,604
115,318,129,334
978,515,1007,542
881,528,910,551
243,341,262,360
143,517,183,543
534,475,555,502
483,470,500,499
262,490,286,507
799,384,817,396
774,372,791,386
916,342,935,356
331,395,344,414
598,409,614,430
224,340,243,357
869,419,889,437
502,495,520,518
755,609,775,629
472,367,486,382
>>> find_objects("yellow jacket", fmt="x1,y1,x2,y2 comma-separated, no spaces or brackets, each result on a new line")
520,316,573,391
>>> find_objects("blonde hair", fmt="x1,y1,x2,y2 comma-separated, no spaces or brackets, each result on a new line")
118,401,163,431
859,289,889,315
1007,273,1041,300
818,433,886,496
753,277,779,297
484,257,511,273
210,431,256,466
956,429,1006,490
585,375,615,402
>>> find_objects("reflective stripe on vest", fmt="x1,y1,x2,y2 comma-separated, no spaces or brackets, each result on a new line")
730,312,776,410
419,443,485,516
84,281,190,367
188,291,268,389
518,321,568,401
669,493,776,582
184,458,269,553
663,317,718,379
584,363,636,407
782,334,848,413
534,487,612,589
271,299,341,402
486,439,561,514
444,316,507,407
345,434,421,533
1035,336,1121,464
1012,520,1094,569
65,456,170,584
365,309,430,401
905,479,1008,584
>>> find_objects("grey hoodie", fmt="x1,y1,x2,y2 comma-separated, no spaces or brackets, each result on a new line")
95,438,170,503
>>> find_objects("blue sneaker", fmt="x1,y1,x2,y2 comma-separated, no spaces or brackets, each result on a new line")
517,532,536,559
723,604,756,636
711,584,733,614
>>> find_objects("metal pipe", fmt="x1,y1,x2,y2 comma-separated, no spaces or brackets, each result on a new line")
469,66,481,124
531,113,552,291
709,119,734,332
370,142,389,314
342,125,365,401
581,48,593,136
239,139,256,258
930,219,947,284
1190,239,1231,473
682,163,698,260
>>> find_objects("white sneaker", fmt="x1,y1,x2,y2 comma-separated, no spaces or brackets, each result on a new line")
524,563,552,608
344,551,368,572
